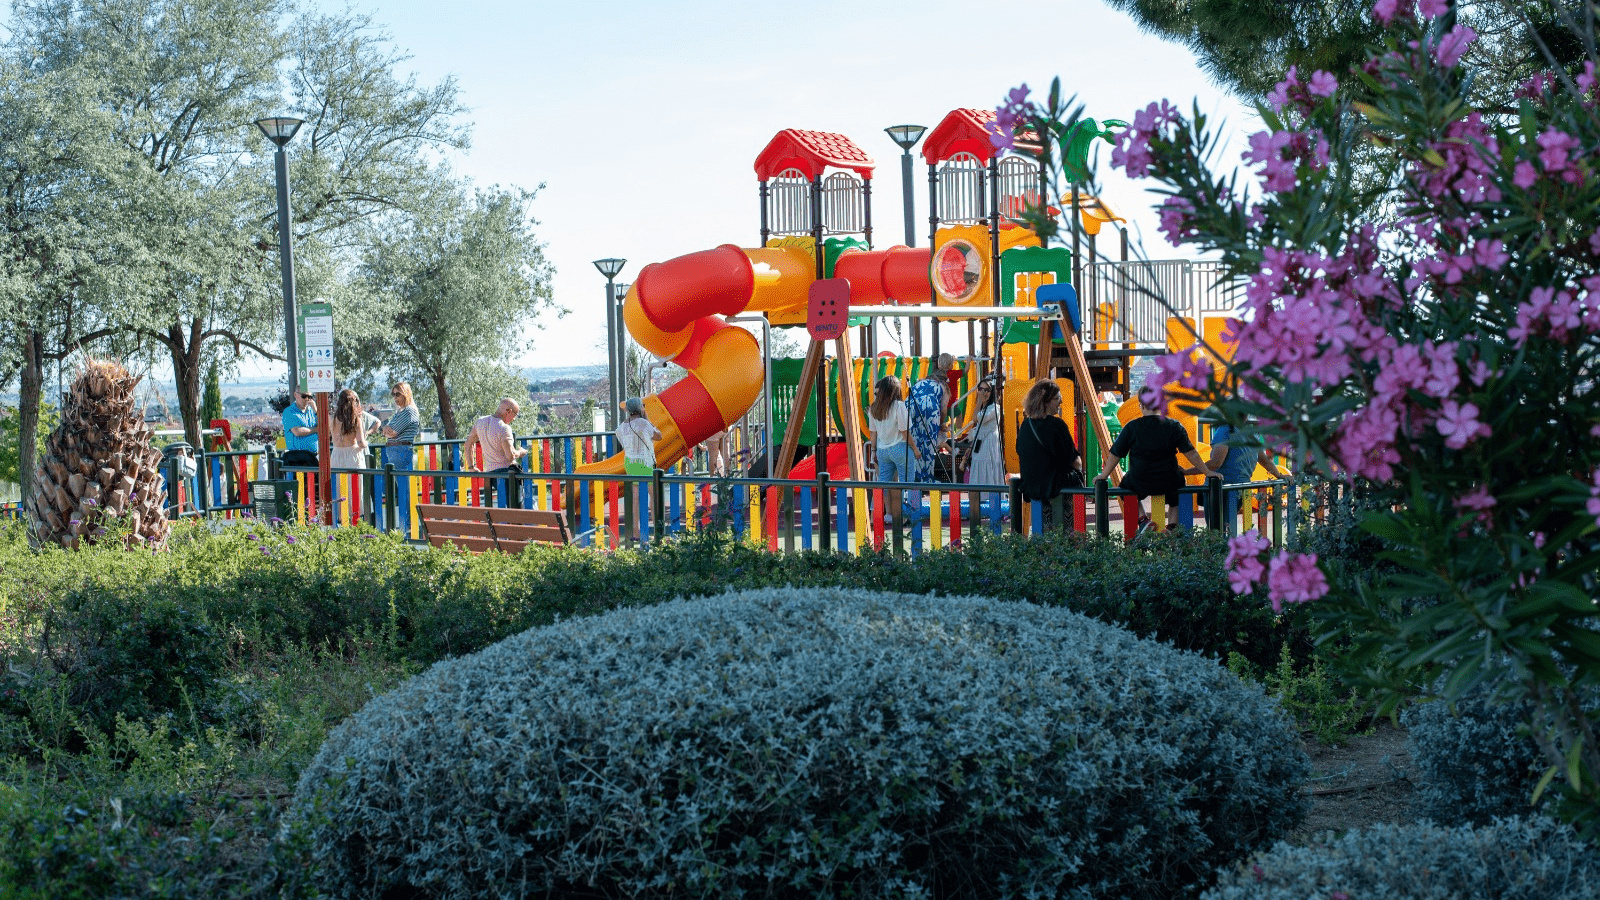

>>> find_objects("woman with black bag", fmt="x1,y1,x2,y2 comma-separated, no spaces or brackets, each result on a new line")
1014,380,1084,532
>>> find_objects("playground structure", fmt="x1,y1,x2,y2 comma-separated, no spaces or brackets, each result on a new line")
161,107,1310,556
578,108,1253,488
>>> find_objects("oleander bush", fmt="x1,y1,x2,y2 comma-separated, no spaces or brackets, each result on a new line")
1202,816,1600,900
293,587,1309,900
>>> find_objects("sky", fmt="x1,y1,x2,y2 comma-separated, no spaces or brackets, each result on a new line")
311,0,1261,371
0,0,1264,380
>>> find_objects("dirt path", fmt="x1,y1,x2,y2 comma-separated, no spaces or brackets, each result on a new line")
1290,720,1415,842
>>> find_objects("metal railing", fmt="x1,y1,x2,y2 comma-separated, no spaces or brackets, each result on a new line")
1080,259,1247,346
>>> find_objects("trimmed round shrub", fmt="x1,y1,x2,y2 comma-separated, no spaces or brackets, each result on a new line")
1402,692,1547,825
1202,816,1600,900
293,587,1307,899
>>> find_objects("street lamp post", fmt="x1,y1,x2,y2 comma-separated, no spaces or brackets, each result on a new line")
885,125,928,355
593,258,627,430
884,125,927,248
255,116,305,394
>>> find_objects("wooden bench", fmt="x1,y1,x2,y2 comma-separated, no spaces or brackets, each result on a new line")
417,504,571,554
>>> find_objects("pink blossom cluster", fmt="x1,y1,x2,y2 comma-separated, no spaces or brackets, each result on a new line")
1514,128,1586,188
1411,113,1502,204
1110,99,1181,179
1412,237,1508,286
1589,469,1600,529
1233,236,1395,388
1435,24,1477,70
1243,128,1329,193
1141,345,1211,411
1267,66,1340,113
1453,485,1496,526
1157,195,1198,247
1225,530,1329,611
1225,530,1271,595
1508,285,1600,346
1373,0,1452,26
1517,72,1556,101
1579,61,1599,106
986,84,1038,151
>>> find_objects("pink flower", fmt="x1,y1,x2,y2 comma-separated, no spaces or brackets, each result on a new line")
987,84,1037,150
1308,70,1339,97
1454,486,1496,513
1111,100,1181,178
1142,346,1212,410
1267,66,1299,112
1588,469,1600,527
1589,226,1600,256
1536,128,1581,177
1265,552,1329,612
1436,24,1477,69
1418,0,1449,15
1226,530,1271,595
1373,0,1409,25
1513,160,1539,189
1437,400,1490,449
1157,196,1197,246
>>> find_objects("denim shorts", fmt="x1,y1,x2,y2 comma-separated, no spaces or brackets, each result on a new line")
875,443,912,482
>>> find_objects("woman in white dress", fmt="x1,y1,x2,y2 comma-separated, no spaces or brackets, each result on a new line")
964,379,1005,486
330,389,379,470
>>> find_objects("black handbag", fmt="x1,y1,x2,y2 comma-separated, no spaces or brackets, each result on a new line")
1028,419,1084,492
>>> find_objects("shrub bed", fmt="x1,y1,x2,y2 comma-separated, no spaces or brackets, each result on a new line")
1203,816,1600,900
294,587,1308,900
1402,692,1548,825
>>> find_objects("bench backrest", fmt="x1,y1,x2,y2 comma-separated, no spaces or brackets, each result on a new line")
416,503,569,554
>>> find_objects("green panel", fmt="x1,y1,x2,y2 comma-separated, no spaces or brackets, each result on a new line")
822,237,867,278
770,357,817,447
824,238,872,326
997,246,1073,345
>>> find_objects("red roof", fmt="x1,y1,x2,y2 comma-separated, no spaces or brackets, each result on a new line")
754,129,875,181
922,108,1039,165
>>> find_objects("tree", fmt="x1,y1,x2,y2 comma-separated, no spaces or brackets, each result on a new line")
344,184,559,439
5,0,469,458
1104,0,1588,107
201,363,224,430
1002,0,1600,830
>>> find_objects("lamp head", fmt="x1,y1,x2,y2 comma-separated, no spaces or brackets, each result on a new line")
592,257,627,279
885,124,927,151
254,116,304,147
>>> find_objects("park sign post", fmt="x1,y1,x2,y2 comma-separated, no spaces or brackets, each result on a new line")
296,300,336,525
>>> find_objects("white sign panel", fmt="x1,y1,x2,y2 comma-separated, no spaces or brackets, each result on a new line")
305,349,335,392
302,314,334,347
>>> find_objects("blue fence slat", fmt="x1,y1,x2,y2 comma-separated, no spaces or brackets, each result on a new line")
670,481,683,533
910,489,923,557
799,486,813,551
578,480,592,545
836,485,850,551
731,484,747,541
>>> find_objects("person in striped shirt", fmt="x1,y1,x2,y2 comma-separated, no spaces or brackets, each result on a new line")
381,382,420,534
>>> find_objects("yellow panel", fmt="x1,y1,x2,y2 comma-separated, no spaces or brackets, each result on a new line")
1055,377,1075,428
1094,301,1117,350
931,225,992,308
1002,342,1034,474
1117,398,1142,425
1203,316,1237,362
1166,316,1198,353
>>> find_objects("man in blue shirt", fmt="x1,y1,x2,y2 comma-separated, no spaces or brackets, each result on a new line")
281,390,318,466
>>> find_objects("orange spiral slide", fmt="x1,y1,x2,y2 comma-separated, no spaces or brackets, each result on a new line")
577,242,931,475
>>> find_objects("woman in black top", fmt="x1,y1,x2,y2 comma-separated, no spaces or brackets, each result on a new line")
1095,390,1216,529
1014,380,1083,531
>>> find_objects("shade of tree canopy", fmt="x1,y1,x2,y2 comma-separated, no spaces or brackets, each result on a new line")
1105,0,1591,107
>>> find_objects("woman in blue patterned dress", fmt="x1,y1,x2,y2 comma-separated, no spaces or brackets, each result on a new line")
906,354,953,483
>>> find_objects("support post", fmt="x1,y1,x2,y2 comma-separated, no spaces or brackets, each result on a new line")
316,391,332,526
774,339,826,479
833,330,867,482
